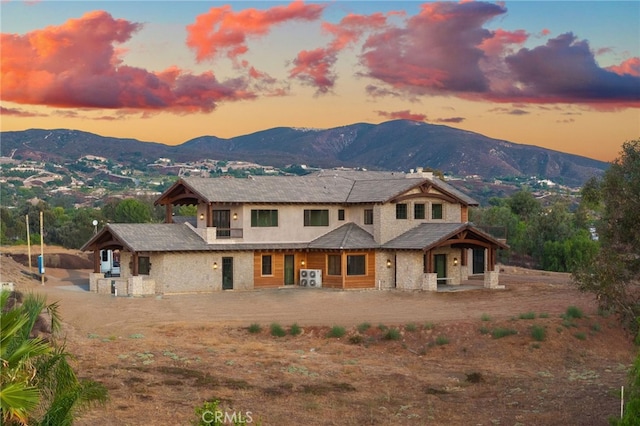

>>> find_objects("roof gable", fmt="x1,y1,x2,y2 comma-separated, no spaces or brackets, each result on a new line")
154,171,478,206
308,223,377,250
382,223,508,251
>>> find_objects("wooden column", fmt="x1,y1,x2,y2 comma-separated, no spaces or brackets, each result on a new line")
93,247,100,273
461,248,467,266
165,204,173,223
424,250,432,273
132,252,139,276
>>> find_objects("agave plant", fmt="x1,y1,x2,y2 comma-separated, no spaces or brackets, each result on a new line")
0,291,108,425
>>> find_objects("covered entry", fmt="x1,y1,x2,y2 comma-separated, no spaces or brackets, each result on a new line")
383,223,508,291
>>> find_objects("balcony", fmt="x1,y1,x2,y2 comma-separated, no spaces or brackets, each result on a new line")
215,228,243,239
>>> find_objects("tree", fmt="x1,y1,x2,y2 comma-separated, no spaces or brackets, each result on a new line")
0,291,108,425
573,140,640,332
113,198,152,223
0,291,107,425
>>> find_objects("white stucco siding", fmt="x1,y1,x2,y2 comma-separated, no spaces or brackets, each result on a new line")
238,204,347,242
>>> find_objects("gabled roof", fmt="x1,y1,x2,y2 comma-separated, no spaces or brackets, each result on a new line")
382,222,508,251
155,170,478,206
81,223,310,252
308,223,377,250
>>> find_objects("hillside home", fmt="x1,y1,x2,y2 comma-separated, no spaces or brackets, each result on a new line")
82,169,507,296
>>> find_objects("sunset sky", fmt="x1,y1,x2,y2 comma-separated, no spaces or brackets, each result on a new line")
2,1,639,162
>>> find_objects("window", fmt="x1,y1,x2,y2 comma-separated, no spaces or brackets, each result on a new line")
364,209,373,225
414,203,425,219
138,256,151,275
396,203,408,219
338,209,345,221
327,255,341,275
261,255,272,276
347,255,366,275
432,203,443,220
251,209,278,227
304,209,329,226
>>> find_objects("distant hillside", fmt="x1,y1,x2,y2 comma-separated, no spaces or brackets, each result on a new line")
1,120,608,186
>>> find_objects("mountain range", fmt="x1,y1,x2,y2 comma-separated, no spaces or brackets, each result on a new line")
1,120,608,186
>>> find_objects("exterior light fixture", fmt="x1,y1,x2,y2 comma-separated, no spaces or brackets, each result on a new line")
386,259,392,268
233,212,238,220
453,257,458,266
199,213,205,220
301,260,305,267
213,262,218,270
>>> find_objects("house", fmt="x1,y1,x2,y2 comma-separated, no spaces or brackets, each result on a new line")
82,169,507,295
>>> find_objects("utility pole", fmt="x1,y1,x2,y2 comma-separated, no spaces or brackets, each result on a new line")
25,214,32,273
40,211,44,286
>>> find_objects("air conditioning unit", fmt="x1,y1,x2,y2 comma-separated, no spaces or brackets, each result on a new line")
299,269,322,287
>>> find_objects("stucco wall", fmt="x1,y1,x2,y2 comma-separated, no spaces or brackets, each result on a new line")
376,197,462,244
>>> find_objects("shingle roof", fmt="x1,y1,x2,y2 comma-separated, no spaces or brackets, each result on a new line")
382,223,465,250
382,222,508,250
81,223,311,252
308,223,377,249
177,170,478,205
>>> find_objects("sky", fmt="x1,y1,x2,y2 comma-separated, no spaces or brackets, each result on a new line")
1,1,639,162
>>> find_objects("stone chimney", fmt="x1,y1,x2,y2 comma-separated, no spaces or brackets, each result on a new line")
406,167,433,179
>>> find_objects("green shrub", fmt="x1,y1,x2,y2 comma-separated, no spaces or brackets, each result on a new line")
356,322,371,333
248,323,261,334
423,322,435,330
348,335,364,344
435,335,449,345
539,312,549,318
479,326,490,335
519,312,536,320
327,326,346,338
564,306,584,319
481,313,491,321
590,323,601,332
405,323,418,332
574,332,587,340
491,328,518,339
531,325,546,342
384,328,401,341
377,323,388,331
289,323,302,336
270,323,286,337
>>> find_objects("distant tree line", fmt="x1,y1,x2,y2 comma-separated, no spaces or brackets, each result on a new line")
0,197,196,249
470,188,598,272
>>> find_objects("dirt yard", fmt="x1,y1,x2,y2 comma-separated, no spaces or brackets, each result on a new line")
1,248,636,425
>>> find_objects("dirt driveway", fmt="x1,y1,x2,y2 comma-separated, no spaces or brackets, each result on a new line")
38,267,594,336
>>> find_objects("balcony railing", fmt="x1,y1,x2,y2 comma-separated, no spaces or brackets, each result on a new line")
215,228,243,239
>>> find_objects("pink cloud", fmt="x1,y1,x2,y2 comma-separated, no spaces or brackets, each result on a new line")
504,33,640,105
360,2,507,95
0,106,45,117
607,57,640,77
436,116,465,124
289,12,391,93
377,110,427,121
1,11,260,113
186,1,325,63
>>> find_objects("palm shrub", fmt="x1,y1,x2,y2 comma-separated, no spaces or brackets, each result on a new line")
0,291,108,425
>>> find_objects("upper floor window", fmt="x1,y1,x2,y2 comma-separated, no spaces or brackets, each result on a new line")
251,209,278,227
432,203,443,220
364,209,373,225
327,254,341,275
304,209,329,226
338,209,345,221
261,255,272,276
414,203,425,219
396,203,408,219
347,255,366,276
